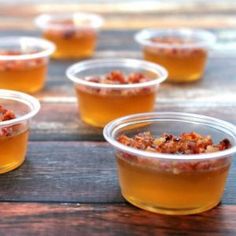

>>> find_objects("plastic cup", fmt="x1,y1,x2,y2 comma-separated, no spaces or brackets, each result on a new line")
104,112,236,215
66,58,167,127
0,36,55,93
135,28,216,82
35,12,104,59
0,89,40,173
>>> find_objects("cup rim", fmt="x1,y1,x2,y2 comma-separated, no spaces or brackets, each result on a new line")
66,58,168,89
0,89,41,128
135,28,216,49
34,12,104,30
0,36,55,61
103,112,236,160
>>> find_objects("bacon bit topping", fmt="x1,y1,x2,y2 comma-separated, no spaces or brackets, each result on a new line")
117,132,231,155
50,19,75,26
48,20,76,39
0,51,46,71
63,30,76,39
49,18,91,27
117,132,232,173
86,71,151,85
151,36,192,45
0,105,16,137
0,105,16,122
45,18,95,39
0,50,39,56
147,36,207,57
77,71,156,96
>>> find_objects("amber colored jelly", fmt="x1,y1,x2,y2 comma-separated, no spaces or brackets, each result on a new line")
76,87,156,128
43,29,97,59
144,47,207,82
117,153,230,215
0,130,29,174
0,58,47,93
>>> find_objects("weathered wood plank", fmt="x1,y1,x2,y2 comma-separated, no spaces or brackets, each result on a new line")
29,102,236,141
0,141,121,203
0,203,236,236
0,141,235,204
2,29,236,54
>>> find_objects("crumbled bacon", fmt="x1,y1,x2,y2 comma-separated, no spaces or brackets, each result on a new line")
117,132,232,173
63,29,76,39
87,71,151,85
0,51,46,71
0,105,16,137
151,37,187,45
148,36,207,57
117,132,154,150
106,71,126,84
44,19,96,39
117,132,231,155
0,105,15,121
0,50,38,56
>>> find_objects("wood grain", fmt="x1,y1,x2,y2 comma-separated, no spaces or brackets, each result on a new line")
0,203,236,236
0,141,121,203
2,29,236,54
0,141,235,205
30,102,236,141
0,3,236,235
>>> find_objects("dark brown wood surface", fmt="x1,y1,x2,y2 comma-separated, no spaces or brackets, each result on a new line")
1,2,236,235
1,203,236,236
0,141,236,205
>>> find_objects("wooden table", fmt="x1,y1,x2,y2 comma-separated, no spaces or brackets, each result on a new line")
1,2,236,235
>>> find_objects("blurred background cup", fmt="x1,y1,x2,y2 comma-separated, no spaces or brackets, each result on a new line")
35,12,104,59
135,28,216,83
0,36,55,93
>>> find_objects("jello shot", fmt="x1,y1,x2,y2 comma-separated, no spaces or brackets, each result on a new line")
66,58,167,127
135,28,216,82
0,37,55,93
0,89,40,173
35,12,104,59
104,112,236,215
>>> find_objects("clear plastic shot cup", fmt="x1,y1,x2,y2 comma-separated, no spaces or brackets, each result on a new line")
0,36,55,93
0,89,40,173
135,28,216,83
66,58,168,127
103,112,236,215
35,12,104,59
